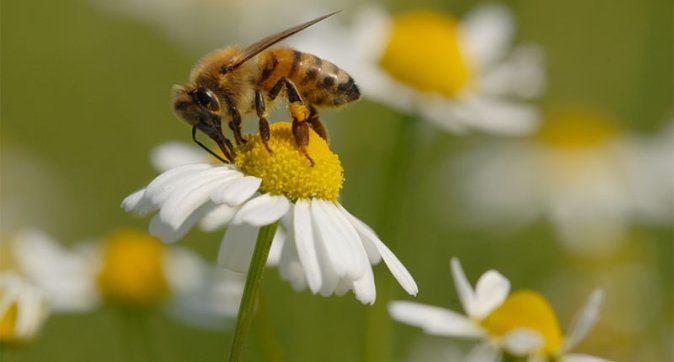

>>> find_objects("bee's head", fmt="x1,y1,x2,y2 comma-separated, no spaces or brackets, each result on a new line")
172,85,222,131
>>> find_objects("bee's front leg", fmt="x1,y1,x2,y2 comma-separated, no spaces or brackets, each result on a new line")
227,106,246,146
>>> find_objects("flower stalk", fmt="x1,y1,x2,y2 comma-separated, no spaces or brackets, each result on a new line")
228,221,280,362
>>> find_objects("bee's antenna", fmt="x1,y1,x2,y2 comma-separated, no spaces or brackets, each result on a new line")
192,126,229,163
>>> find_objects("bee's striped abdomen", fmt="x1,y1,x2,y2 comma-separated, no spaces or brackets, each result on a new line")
257,48,360,108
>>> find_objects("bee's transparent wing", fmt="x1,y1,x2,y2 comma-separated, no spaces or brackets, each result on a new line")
223,11,339,72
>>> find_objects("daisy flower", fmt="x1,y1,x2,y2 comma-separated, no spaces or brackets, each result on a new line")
5,229,242,328
123,122,418,304
389,257,610,362
0,273,49,345
289,4,545,134
454,107,674,255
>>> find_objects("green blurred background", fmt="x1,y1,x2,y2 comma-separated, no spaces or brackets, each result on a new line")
1,0,672,361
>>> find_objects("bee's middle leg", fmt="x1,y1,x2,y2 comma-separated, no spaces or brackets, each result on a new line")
227,107,246,146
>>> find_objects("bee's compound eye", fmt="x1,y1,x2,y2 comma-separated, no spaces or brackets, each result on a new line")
194,88,221,112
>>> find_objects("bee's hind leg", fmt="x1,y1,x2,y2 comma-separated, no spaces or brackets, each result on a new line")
307,105,328,142
269,77,314,166
255,90,272,153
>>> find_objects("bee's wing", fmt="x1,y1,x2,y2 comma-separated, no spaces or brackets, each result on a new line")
223,11,340,72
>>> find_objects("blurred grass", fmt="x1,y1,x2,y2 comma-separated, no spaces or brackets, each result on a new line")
1,0,672,361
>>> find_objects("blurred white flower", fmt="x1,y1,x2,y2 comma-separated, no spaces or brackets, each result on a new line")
0,273,49,345
4,229,242,329
88,0,354,50
389,257,610,361
7,230,99,312
123,123,417,304
290,4,545,135
454,108,673,256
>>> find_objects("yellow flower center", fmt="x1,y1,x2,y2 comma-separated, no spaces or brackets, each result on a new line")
0,301,19,343
481,290,564,356
379,11,473,97
235,122,344,202
97,230,169,307
536,107,620,149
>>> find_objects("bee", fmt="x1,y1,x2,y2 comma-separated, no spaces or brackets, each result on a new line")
172,12,360,165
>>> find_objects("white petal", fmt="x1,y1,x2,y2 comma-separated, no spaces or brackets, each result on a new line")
165,248,244,328
460,3,514,68
450,257,477,317
144,163,216,205
465,343,501,362
311,200,366,280
121,189,146,213
461,96,541,135
232,194,290,226
150,142,208,172
217,224,258,273
388,301,484,338
292,200,322,293
12,231,98,312
159,167,235,229
277,227,308,291
266,227,286,266
502,328,545,356
337,206,381,264
313,225,339,297
199,204,238,231
562,289,604,352
478,44,546,99
472,270,511,319
562,354,613,362
352,263,376,305
339,204,418,295
210,176,261,206
149,202,215,243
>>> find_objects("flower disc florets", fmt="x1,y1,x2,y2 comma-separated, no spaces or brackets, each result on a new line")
234,122,344,202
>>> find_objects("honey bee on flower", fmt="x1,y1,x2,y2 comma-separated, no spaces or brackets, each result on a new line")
123,122,418,304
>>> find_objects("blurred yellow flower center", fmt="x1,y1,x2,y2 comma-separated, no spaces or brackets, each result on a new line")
379,11,473,97
481,290,564,356
97,230,169,307
235,122,344,202
536,108,620,149
0,302,19,342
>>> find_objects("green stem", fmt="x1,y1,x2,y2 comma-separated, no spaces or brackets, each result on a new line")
364,116,422,362
115,307,157,362
228,221,280,362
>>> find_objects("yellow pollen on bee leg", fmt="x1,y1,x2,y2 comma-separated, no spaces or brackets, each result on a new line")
379,11,473,96
96,229,169,307
235,122,344,202
481,290,564,356
289,103,310,122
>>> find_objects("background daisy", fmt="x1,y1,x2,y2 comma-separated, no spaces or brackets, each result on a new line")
452,107,673,256
289,4,545,135
389,258,610,361
4,229,243,329
0,273,49,345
